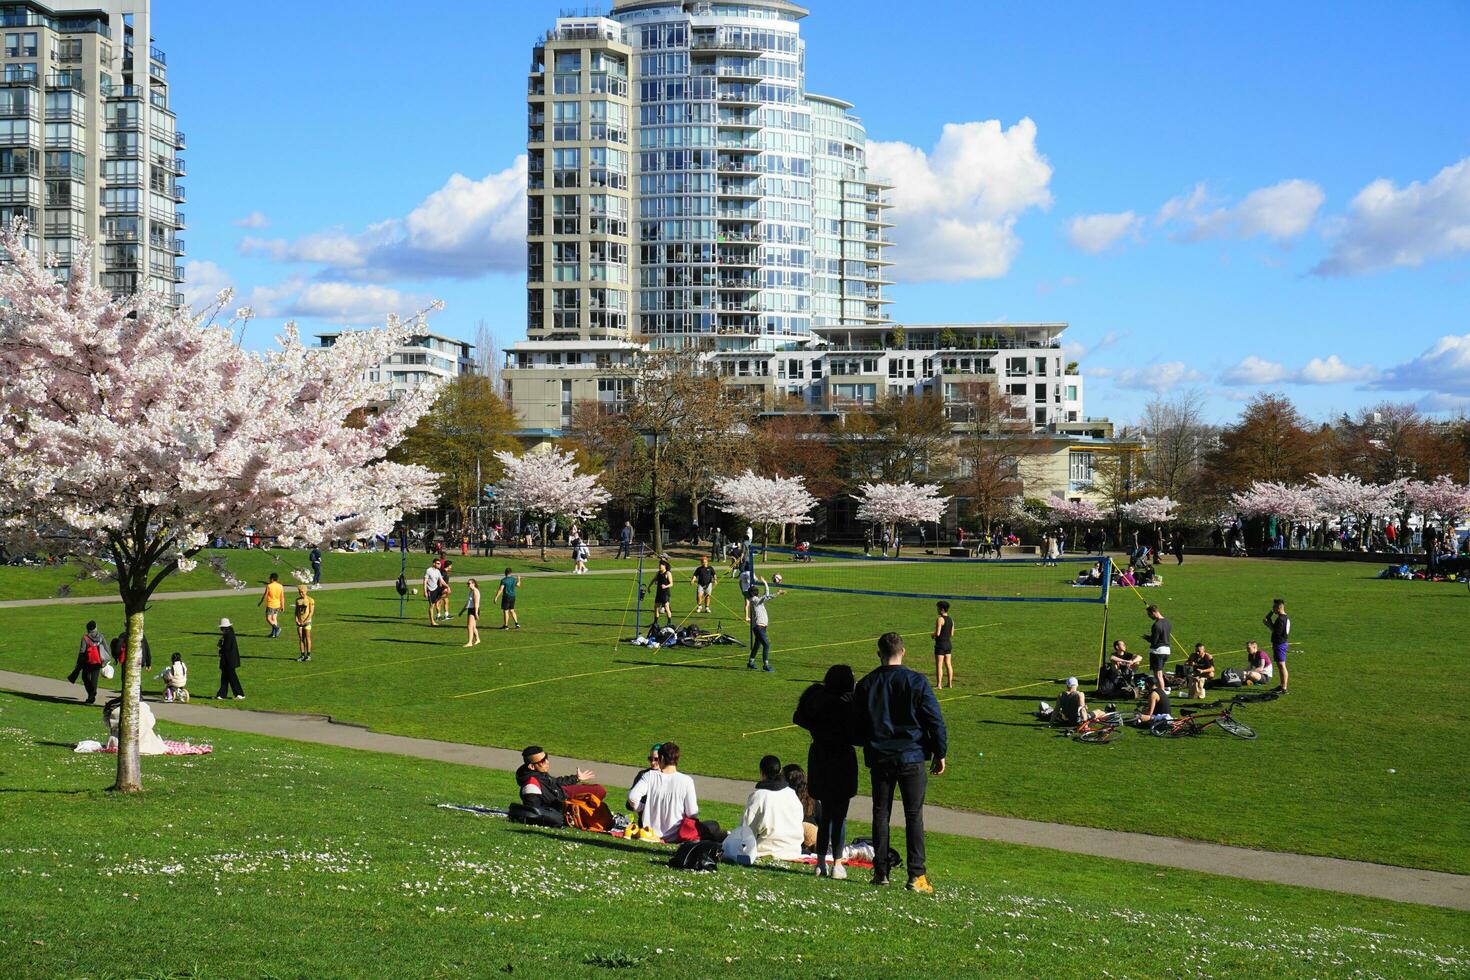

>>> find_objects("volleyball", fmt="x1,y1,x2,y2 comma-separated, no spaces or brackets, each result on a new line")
772,573,783,585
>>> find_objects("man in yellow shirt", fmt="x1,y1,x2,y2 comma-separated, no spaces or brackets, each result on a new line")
293,584,316,662
258,572,285,638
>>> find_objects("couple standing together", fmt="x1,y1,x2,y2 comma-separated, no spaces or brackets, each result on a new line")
794,631,948,893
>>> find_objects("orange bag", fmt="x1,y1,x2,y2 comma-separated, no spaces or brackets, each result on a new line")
564,794,614,833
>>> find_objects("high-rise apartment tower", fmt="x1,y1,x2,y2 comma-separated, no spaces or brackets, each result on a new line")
526,0,890,352
0,1,184,302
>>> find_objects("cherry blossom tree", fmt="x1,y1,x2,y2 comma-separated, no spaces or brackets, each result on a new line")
0,230,439,793
1046,498,1103,552
1231,481,1321,546
1120,496,1177,526
493,446,611,559
714,470,818,549
854,481,950,556
1311,474,1399,519
1403,476,1470,523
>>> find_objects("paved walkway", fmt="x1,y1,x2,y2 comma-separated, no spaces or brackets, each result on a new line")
4,668,1467,912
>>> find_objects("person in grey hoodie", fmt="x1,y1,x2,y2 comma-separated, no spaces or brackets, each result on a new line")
68,620,111,704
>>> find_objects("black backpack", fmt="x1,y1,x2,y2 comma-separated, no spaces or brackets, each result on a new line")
395,575,408,597
1220,668,1244,688
507,802,563,828
669,840,721,872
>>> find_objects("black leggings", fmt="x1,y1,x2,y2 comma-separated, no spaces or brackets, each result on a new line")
815,794,850,864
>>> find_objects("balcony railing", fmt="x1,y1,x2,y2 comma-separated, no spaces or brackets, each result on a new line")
691,36,764,53
149,45,167,65
0,69,39,87
175,131,186,148
45,73,84,93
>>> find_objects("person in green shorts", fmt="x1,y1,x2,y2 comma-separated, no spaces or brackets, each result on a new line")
494,567,521,630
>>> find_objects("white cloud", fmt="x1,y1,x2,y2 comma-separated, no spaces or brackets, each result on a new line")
1165,179,1325,242
1219,355,1290,386
1417,392,1470,415
180,259,234,310
1036,274,1079,295
1102,361,1205,393
244,277,434,326
1062,330,1119,362
232,211,270,229
1296,355,1378,385
1372,333,1470,395
1219,353,1377,387
1313,157,1470,276
1065,211,1142,254
242,157,528,281
868,119,1053,281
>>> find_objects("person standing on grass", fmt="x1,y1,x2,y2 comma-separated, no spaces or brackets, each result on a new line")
932,600,955,689
745,576,785,672
422,559,445,627
1143,604,1173,693
293,585,315,662
853,632,947,893
68,620,110,705
1172,530,1185,566
309,545,323,585
495,567,521,630
793,664,858,880
691,556,717,614
257,572,285,638
653,558,675,626
1263,597,1291,693
458,578,482,646
216,618,244,700
437,559,455,622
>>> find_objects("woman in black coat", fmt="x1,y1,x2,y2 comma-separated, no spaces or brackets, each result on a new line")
793,664,858,878
216,618,244,700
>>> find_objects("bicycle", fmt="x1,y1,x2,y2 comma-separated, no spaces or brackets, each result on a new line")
1153,695,1257,739
1071,713,1125,744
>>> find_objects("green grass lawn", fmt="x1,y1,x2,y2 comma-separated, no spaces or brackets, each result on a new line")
2,553,1467,875
1,691,1465,978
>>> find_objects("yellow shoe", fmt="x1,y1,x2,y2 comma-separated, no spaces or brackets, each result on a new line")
906,875,934,894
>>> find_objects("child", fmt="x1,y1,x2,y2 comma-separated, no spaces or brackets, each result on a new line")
157,652,189,703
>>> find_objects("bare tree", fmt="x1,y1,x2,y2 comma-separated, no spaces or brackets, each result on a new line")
841,392,952,483
473,320,503,395
948,381,1032,532
1140,390,1210,497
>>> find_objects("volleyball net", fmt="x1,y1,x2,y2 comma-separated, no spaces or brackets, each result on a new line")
754,545,1112,606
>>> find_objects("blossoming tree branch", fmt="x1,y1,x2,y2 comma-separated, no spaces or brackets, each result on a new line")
0,230,439,792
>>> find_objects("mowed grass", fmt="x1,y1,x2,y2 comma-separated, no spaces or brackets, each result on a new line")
2,553,1467,874
1,692,1466,979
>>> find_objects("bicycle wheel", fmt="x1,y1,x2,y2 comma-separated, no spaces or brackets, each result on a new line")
1077,726,1121,744
1157,720,1195,738
678,637,712,649
1216,715,1257,739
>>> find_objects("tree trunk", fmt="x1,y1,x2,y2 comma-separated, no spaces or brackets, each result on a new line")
111,601,146,794
539,519,548,561
651,436,663,556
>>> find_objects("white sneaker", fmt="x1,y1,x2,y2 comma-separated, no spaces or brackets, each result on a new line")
830,861,847,880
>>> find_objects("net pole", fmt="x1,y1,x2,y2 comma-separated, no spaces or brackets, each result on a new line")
1097,555,1113,689
634,542,644,636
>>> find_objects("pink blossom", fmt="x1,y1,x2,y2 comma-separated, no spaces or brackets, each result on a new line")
492,447,611,524
854,482,950,527
1120,496,1177,525
1402,476,1470,522
1046,498,1103,524
715,471,818,529
1230,482,1321,523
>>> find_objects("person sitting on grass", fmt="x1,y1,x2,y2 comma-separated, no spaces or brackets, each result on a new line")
626,741,702,843
1130,678,1173,727
1242,640,1274,686
516,746,606,816
1036,677,1116,726
781,763,820,855
1100,639,1141,695
1074,562,1104,586
1175,643,1216,697
723,755,804,863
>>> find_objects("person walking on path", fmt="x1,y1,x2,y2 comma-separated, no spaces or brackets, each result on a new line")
462,578,482,647
617,521,633,560
258,573,285,638
1144,604,1173,693
853,632,947,893
216,618,244,700
293,585,316,662
495,568,521,630
932,601,955,689
1264,597,1291,694
746,576,785,673
309,545,323,585
793,664,858,879
68,620,111,704
110,621,151,672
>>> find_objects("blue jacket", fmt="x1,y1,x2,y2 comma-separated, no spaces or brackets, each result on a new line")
853,664,948,768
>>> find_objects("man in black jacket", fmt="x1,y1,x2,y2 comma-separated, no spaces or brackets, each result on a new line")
853,632,947,894
515,746,604,816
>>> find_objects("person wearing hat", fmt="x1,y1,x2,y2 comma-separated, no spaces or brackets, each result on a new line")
515,746,604,812
215,618,244,700
1037,677,1114,726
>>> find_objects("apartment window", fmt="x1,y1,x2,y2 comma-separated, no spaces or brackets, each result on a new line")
0,118,29,145
1066,385,1078,401
1007,357,1027,377
862,358,878,374
102,159,138,182
1008,383,1025,397
553,288,579,310
1069,451,1094,487
3,63,36,82
552,148,580,188
552,100,580,141
100,187,139,213
1035,357,1048,376
1034,383,1046,402
4,32,37,58
554,52,581,73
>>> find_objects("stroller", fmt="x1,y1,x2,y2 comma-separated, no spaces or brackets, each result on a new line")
792,541,813,563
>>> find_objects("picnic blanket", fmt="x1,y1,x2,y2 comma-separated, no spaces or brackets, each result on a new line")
75,739,212,756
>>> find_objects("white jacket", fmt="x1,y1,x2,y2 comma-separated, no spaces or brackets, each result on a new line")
729,785,804,861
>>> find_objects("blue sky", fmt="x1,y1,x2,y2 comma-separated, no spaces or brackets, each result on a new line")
162,0,1470,424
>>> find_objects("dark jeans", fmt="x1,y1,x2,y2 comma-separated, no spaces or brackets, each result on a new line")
69,664,101,703
311,563,321,584
870,760,928,879
815,794,850,866
217,663,244,698
749,624,770,664
617,541,631,559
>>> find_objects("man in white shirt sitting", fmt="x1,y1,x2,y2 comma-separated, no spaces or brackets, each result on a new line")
626,741,701,843
723,755,804,863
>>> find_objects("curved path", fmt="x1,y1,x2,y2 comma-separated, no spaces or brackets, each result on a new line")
3,667,1466,912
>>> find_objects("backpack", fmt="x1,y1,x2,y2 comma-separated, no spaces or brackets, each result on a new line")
84,638,101,666
565,795,615,833
507,802,563,828
1220,668,1244,688
395,575,408,597
849,837,903,871
669,840,721,872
